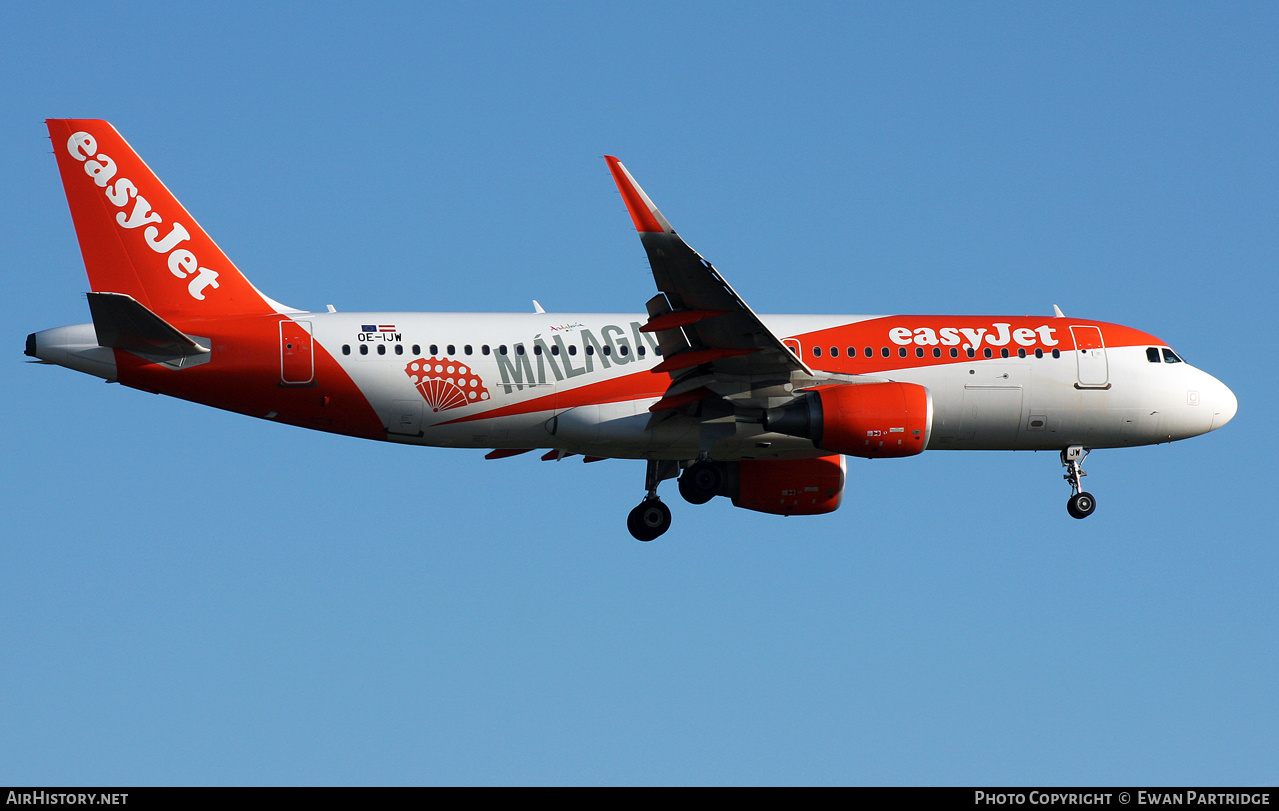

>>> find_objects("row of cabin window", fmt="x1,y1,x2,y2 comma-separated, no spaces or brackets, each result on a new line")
341,343,414,356
340,342,660,358
811,345,1063,360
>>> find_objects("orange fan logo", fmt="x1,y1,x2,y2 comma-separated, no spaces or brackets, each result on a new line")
405,358,491,412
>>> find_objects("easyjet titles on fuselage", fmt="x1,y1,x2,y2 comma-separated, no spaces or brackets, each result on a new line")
888,323,1059,350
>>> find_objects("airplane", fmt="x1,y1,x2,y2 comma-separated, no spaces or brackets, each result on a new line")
27,119,1238,541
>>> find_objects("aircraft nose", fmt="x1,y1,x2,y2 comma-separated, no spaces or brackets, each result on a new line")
1210,378,1238,431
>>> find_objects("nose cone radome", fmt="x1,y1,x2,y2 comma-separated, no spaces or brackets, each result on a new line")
1209,377,1238,431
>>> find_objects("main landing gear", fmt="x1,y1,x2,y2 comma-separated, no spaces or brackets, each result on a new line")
1061,445,1097,519
627,498,671,542
627,459,679,541
677,460,722,505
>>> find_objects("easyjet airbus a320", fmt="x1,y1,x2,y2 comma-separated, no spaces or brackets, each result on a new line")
28,120,1237,540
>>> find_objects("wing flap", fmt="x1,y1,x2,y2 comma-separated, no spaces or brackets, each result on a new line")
639,308,728,333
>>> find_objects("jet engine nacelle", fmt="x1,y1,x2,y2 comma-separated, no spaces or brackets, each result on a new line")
726,455,846,516
765,381,933,458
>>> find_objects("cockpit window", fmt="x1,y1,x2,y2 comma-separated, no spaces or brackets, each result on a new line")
1146,347,1161,363
1162,348,1183,364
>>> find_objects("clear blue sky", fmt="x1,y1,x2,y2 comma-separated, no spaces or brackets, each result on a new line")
2,2,1275,786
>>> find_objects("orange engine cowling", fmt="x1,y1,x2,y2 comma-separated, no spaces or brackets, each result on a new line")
727,455,846,516
765,381,933,458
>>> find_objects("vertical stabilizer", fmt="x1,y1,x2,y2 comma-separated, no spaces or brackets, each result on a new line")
46,119,286,323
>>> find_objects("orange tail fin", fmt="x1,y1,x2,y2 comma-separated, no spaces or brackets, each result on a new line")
47,119,286,322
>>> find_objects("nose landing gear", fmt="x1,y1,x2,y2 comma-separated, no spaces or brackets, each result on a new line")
1061,446,1097,519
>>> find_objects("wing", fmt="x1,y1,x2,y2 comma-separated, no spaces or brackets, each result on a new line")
605,157,814,412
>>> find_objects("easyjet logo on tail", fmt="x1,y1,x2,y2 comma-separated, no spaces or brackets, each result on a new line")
66,131,220,301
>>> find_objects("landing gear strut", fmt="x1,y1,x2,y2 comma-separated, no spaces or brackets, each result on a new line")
1061,446,1097,519
627,459,678,541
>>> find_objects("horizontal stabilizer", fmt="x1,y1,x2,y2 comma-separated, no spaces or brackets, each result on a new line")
87,292,210,358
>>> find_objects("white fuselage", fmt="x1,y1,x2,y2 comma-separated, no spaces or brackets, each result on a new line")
32,309,1237,460
301,311,1237,458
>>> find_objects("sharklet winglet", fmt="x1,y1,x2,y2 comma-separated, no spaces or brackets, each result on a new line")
605,156,673,234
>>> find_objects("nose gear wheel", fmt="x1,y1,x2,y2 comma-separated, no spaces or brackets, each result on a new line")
1061,446,1097,519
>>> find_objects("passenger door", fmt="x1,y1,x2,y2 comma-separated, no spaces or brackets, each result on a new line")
1069,325,1109,389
